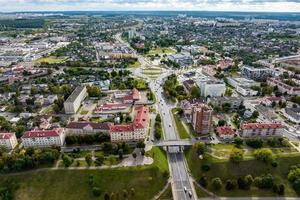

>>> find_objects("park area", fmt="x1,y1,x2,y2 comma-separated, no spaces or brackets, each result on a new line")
185,142,300,197
35,56,66,64
0,147,169,200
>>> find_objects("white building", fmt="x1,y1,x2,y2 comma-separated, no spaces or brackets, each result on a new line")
21,129,65,148
197,79,226,97
239,123,284,138
241,65,274,81
227,77,259,96
64,86,87,114
0,132,18,150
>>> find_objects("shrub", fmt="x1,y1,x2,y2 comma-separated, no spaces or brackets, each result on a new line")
229,148,244,163
212,177,222,190
293,179,300,195
199,176,208,188
245,138,263,148
271,161,278,168
92,187,101,197
253,148,275,163
201,164,211,172
225,179,236,191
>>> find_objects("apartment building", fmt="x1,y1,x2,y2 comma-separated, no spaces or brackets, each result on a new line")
110,106,148,142
21,128,65,148
191,104,213,134
239,123,284,138
241,65,274,81
64,86,87,114
0,132,18,150
267,78,300,95
197,79,226,97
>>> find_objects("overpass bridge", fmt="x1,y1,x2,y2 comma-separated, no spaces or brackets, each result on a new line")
154,139,195,147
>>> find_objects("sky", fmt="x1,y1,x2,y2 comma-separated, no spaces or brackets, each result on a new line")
2,0,300,12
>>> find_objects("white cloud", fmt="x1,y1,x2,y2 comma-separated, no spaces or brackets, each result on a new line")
2,0,300,12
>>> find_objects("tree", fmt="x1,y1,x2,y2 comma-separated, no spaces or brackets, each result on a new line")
141,149,145,156
293,179,300,195
233,137,243,147
212,177,222,190
225,179,236,190
104,192,110,200
118,149,123,159
190,86,201,98
253,148,275,163
132,152,137,159
62,154,73,167
130,188,135,196
92,187,101,197
87,86,101,98
123,189,128,198
230,148,244,163
194,142,206,155
199,176,208,188
85,154,93,166
251,111,259,119
218,120,226,127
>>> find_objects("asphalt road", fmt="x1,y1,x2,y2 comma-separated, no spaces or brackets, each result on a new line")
149,77,196,200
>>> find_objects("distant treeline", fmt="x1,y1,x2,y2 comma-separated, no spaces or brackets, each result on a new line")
0,19,45,28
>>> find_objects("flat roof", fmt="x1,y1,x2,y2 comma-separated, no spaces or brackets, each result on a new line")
65,86,86,103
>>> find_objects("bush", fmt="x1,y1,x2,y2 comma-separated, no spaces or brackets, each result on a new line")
271,161,278,168
225,179,236,191
253,148,275,163
293,179,300,195
255,174,274,189
229,148,244,163
199,176,208,188
194,142,206,155
201,164,211,172
233,137,243,147
246,138,263,148
92,187,101,197
212,177,222,190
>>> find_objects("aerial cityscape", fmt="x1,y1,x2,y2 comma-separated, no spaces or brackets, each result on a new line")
0,2,300,200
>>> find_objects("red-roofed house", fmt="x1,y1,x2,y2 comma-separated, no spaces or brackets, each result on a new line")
217,126,235,139
122,88,141,104
0,132,18,150
110,106,148,142
21,128,65,148
239,122,284,138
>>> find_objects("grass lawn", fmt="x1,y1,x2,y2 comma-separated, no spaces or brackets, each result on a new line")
1,147,169,200
158,183,172,200
41,105,54,114
194,182,210,198
171,108,190,139
185,146,300,197
35,56,66,64
80,110,89,115
147,48,176,55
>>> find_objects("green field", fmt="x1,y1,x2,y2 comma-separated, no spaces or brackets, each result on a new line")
0,147,169,200
129,60,141,68
36,56,66,64
158,183,172,200
147,48,176,55
185,146,300,197
171,108,190,139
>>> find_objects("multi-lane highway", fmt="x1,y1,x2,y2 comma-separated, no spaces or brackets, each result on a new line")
115,31,197,200
149,77,197,200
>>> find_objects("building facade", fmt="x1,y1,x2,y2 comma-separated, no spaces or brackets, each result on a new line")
21,128,65,148
66,122,112,134
239,123,284,138
191,104,213,134
0,132,18,150
64,86,87,114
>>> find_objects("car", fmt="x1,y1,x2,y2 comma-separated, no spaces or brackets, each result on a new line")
169,124,171,127
184,187,187,193
188,191,192,198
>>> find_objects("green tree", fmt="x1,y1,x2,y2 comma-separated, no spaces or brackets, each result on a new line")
190,85,201,98
62,154,73,167
230,148,244,163
194,142,206,155
253,148,275,163
85,154,93,166
212,177,222,190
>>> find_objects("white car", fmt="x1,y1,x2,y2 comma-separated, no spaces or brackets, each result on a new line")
184,187,187,193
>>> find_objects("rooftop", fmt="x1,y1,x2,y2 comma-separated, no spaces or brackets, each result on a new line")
65,86,86,103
